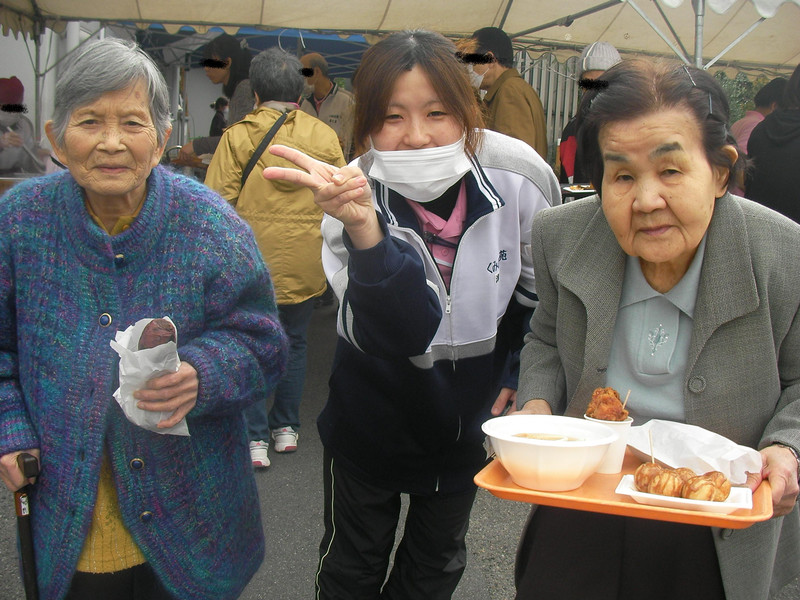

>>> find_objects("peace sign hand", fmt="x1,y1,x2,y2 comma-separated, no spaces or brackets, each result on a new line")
263,145,383,249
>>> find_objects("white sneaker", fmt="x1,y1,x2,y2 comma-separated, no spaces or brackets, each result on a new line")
271,427,299,453
249,440,270,468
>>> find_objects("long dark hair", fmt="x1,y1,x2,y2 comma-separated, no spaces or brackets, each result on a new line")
204,34,252,98
576,59,746,195
352,30,483,156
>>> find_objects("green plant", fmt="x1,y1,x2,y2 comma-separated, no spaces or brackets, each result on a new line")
713,71,771,124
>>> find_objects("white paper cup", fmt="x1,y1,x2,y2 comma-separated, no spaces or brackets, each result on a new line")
583,415,633,474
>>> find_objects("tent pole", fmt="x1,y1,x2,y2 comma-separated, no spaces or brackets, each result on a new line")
652,0,690,62
705,18,766,69
498,0,515,30
511,0,621,37
625,0,690,64
692,0,704,68
33,22,42,141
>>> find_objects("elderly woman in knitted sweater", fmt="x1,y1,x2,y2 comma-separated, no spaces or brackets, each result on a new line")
0,39,287,600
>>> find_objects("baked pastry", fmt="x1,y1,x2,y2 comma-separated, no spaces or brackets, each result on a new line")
138,318,176,350
633,462,663,492
647,469,685,497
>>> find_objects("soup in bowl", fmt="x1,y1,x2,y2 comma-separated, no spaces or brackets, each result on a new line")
481,415,618,491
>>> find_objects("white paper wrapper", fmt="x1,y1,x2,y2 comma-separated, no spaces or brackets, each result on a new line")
627,420,761,485
110,317,190,436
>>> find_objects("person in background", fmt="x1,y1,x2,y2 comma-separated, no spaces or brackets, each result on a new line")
209,96,229,137
205,47,344,466
0,76,47,175
300,52,356,161
558,41,622,184
466,26,548,159
179,33,254,160
511,58,800,600
731,76,787,154
745,64,800,222
0,38,288,600
263,29,560,599
300,52,357,307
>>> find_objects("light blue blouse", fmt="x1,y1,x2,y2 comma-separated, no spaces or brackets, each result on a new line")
606,235,707,423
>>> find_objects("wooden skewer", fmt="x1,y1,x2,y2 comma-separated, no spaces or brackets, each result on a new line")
648,429,655,464
622,389,631,410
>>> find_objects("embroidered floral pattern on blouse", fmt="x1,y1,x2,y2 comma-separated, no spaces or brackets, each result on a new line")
648,324,670,356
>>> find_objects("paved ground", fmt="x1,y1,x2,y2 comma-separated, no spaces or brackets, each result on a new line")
0,303,798,599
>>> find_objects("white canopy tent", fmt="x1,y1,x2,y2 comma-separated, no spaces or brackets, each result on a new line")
1,0,798,72
2,0,798,156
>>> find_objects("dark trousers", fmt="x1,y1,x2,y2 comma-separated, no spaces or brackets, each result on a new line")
244,298,314,438
65,563,174,600
316,450,477,600
515,506,727,600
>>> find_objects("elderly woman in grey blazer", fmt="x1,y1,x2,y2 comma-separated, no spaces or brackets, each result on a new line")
509,59,800,600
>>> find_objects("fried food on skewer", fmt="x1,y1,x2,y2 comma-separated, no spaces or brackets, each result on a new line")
633,462,663,491
586,387,630,421
673,467,697,484
633,464,732,501
682,472,731,501
647,469,685,497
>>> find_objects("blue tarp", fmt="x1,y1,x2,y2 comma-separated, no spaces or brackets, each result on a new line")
136,25,369,80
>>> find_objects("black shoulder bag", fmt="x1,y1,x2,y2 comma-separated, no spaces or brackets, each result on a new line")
239,112,288,189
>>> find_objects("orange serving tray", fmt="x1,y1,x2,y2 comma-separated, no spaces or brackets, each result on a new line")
475,449,773,529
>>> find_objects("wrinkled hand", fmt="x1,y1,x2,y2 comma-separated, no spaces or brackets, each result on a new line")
134,361,198,429
0,449,40,492
491,388,517,416
178,141,195,160
744,445,799,517
504,398,553,417
1,131,23,149
263,144,382,249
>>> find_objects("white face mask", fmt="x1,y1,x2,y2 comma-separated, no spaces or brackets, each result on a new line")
303,82,315,97
0,111,21,128
368,136,472,203
467,64,485,90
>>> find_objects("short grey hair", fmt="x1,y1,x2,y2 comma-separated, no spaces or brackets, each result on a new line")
50,38,172,146
249,48,304,104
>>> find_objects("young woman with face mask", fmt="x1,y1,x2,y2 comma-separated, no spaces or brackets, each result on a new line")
263,29,560,600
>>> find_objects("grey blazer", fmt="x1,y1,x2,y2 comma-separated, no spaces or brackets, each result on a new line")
518,194,800,600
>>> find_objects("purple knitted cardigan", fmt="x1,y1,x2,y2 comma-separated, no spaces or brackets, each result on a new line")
0,166,288,600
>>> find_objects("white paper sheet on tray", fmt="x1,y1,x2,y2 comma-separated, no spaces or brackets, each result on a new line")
627,420,761,485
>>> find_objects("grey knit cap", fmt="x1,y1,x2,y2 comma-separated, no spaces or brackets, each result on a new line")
579,42,621,75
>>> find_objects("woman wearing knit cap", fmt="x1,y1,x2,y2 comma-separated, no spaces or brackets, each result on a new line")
0,38,288,600
558,41,622,185
0,76,46,175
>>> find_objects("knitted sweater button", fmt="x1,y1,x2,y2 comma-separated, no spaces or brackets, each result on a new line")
140,511,153,523
130,458,144,470
99,313,112,327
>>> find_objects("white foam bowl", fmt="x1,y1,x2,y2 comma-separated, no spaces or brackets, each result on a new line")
482,414,618,491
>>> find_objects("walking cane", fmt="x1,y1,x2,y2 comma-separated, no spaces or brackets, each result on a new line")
13,453,40,600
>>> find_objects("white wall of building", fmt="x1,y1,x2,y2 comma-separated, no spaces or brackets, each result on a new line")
2,24,224,157
177,68,220,149
0,29,57,144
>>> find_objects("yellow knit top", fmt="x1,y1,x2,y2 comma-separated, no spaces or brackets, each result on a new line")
76,204,146,573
